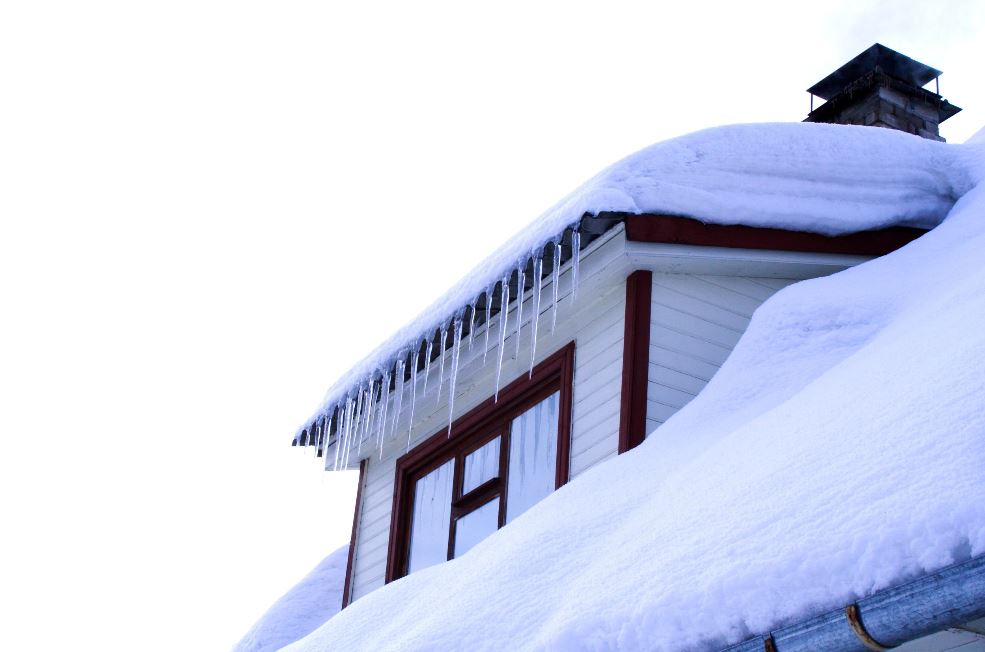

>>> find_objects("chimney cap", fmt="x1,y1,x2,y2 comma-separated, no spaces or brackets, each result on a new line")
807,43,942,100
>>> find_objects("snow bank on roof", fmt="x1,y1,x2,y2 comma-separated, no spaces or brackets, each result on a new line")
286,141,985,651
306,123,977,428
232,546,346,652
968,124,985,144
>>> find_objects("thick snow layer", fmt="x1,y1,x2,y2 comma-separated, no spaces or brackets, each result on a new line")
304,123,978,432
232,546,347,652
968,124,985,145
286,137,985,650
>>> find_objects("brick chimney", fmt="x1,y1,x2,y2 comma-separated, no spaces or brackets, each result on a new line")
804,44,961,142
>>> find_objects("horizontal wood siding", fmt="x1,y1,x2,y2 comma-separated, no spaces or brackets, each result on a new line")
349,228,631,603
646,274,796,435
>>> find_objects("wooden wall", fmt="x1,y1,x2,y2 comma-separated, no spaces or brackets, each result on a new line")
348,228,631,603
646,274,796,434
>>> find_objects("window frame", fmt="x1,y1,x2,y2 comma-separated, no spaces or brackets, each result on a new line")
385,341,575,582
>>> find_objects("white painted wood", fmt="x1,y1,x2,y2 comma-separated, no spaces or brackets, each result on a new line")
626,240,871,278
645,274,797,437
349,226,632,602
345,232,860,604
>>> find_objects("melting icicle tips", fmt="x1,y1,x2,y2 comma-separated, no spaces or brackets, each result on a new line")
305,221,585,471
514,260,525,360
446,316,464,437
467,298,477,352
376,369,391,460
407,348,419,451
571,229,581,301
436,324,448,407
422,336,434,397
529,253,543,377
390,354,407,445
495,272,511,402
483,284,493,366
551,239,561,334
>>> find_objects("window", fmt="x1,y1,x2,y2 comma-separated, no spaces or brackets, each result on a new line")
386,343,574,581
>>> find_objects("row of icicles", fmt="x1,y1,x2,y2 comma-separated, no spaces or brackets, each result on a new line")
298,230,581,471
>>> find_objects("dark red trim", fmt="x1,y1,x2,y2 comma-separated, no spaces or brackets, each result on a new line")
624,214,925,256
554,344,574,489
619,271,652,453
341,458,367,609
385,342,575,583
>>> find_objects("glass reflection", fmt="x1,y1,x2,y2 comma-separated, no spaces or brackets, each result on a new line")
453,499,499,558
462,436,500,494
506,391,559,523
408,459,453,574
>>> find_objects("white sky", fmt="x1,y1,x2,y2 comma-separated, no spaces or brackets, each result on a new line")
1,2,982,650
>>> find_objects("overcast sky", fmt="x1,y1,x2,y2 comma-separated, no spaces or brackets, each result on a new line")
2,2,983,650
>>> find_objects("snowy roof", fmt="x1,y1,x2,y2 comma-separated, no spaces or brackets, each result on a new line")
296,122,976,445
233,545,347,652
284,129,985,651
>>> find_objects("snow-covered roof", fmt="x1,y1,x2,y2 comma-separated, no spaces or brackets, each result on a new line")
233,545,348,652
297,123,976,444
284,129,985,651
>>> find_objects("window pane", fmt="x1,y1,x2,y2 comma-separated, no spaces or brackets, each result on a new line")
453,499,499,559
506,391,560,523
408,459,453,574
462,436,501,494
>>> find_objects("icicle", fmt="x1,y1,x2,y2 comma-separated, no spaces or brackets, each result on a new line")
494,274,510,401
314,415,325,457
467,298,477,352
551,239,561,333
336,398,349,471
390,355,407,442
514,261,525,360
352,386,365,459
342,397,356,469
571,229,581,301
358,382,373,457
407,348,419,451
366,379,378,448
436,324,448,407
529,254,543,377
376,369,391,460
422,336,434,398
483,286,493,366
447,317,463,437
331,403,344,471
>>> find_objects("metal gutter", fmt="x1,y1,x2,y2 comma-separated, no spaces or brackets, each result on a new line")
721,554,985,652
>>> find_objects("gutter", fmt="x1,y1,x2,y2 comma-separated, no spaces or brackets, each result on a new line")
721,554,985,652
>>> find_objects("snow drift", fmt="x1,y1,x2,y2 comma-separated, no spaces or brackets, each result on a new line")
286,126,985,651
304,122,976,432
232,546,347,652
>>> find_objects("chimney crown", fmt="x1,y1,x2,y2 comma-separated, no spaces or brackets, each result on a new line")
804,43,961,142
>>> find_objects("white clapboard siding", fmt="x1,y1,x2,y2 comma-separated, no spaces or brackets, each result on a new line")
645,274,797,434
348,226,632,603
342,230,865,603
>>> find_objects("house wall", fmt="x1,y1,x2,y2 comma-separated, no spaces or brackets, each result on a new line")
345,228,865,604
646,274,797,434
348,226,633,603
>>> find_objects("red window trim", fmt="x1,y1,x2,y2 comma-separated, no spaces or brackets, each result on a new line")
619,270,652,453
385,341,575,583
341,457,367,608
624,214,926,256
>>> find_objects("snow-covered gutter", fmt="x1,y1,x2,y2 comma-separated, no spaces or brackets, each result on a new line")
721,554,985,652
